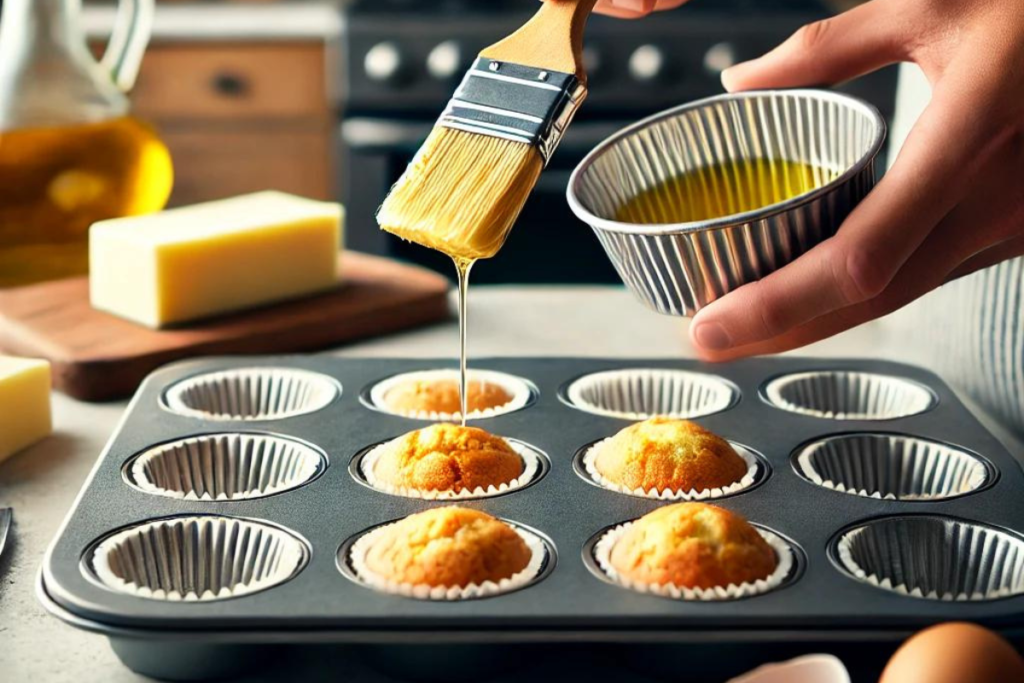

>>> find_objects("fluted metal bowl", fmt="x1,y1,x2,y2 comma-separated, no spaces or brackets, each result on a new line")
567,90,886,316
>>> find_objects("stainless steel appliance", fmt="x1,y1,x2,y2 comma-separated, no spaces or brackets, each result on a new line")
341,0,898,283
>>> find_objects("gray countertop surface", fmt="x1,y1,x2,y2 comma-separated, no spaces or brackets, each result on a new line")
1,285,1020,682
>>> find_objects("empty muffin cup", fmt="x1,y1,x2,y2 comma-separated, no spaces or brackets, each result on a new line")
563,368,737,420
365,369,534,421
834,516,1024,601
127,433,327,501
763,371,936,420
164,367,340,421
342,521,551,601
355,437,546,500
88,515,309,601
794,434,990,501
592,522,795,601
578,439,763,501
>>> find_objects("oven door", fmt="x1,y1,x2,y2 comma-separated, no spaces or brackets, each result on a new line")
341,117,627,284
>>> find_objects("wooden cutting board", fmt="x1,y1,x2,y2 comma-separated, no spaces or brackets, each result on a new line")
0,252,451,402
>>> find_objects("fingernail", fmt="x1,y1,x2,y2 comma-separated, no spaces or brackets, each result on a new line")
694,322,733,351
720,67,736,91
612,0,647,10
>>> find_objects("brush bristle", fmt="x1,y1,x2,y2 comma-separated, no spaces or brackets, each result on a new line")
376,127,544,261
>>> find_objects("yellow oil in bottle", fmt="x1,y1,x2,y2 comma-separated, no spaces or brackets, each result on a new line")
0,115,173,287
615,158,839,225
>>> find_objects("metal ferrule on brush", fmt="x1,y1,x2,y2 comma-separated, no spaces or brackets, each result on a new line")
439,58,587,165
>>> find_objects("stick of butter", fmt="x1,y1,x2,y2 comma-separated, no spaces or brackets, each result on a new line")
0,356,52,464
90,191,344,328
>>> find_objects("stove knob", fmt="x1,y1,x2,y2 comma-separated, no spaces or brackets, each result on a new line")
427,40,463,80
364,41,405,84
704,42,737,75
629,44,666,83
582,46,602,80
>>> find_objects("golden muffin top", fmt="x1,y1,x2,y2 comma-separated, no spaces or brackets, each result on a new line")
372,423,523,493
594,417,747,493
364,507,532,587
384,378,512,415
609,502,777,589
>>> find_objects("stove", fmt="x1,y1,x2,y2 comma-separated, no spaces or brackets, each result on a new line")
340,0,898,284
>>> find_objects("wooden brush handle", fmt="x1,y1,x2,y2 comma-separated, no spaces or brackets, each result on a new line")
480,0,599,80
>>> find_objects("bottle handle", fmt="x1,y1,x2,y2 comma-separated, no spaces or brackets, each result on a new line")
101,0,155,92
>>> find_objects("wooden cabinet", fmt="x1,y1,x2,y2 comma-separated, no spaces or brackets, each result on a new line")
130,41,336,206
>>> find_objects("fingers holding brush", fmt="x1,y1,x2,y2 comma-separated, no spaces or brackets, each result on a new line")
590,0,688,19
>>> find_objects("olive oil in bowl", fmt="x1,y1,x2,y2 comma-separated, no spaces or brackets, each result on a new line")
615,158,840,225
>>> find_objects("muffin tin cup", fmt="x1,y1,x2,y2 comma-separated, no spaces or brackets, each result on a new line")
579,439,762,501
562,368,737,420
366,369,534,421
794,434,991,501
834,516,1024,602
345,521,549,601
592,522,795,601
128,433,327,501
763,371,936,420
88,516,309,602
357,438,545,500
164,368,341,421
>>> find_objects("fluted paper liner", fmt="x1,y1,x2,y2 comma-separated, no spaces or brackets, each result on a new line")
765,371,935,420
796,434,988,501
594,522,794,600
90,516,308,601
130,433,326,501
165,368,340,421
835,516,1024,601
348,521,548,600
582,438,761,500
359,437,543,500
368,369,533,421
565,369,736,420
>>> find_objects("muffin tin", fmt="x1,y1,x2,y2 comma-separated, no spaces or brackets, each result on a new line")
39,356,1024,681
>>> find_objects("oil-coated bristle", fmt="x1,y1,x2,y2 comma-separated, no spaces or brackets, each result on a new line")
376,127,544,261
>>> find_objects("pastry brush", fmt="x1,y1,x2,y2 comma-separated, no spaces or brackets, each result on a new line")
376,0,597,261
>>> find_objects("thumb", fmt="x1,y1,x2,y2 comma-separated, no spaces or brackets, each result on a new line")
722,0,909,91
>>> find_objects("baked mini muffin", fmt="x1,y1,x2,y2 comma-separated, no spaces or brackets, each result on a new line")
383,378,512,416
609,502,777,588
364,507,532,587
594,417,747,493
372,423,523,493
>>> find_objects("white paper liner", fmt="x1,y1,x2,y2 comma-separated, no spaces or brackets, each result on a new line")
835,516,1024,601
164,367,340,421
359,437,542,500
764,371,935,420
90,516,307,602
594,521,794,600
130,433,325,501
795,434,988,501
348,520,548,600
582,438,760,500
368,369,533,421
565,368,737,420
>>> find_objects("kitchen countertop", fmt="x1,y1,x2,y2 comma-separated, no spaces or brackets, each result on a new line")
2,285,1020,683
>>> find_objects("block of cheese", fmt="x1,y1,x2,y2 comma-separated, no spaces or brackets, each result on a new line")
0,356,52,464
90,191,344,328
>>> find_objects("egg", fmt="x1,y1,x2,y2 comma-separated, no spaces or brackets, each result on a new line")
880,623,1024,683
